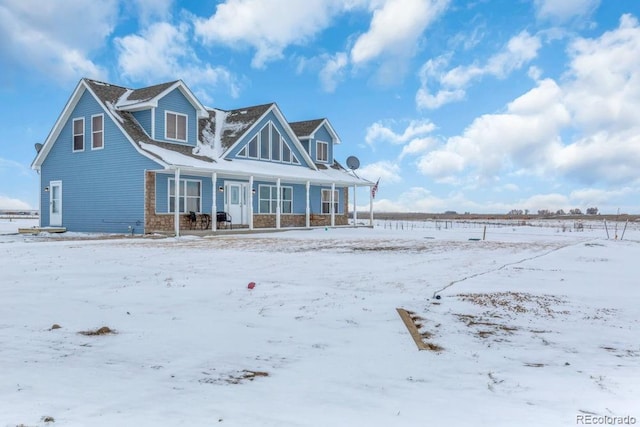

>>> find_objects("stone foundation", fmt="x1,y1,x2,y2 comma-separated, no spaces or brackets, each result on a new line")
144,171,350,234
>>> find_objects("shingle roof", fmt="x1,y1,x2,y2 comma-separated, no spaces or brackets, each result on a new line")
84,79,213,163
290,119,324,138
127,81,177,102
199,103,274,152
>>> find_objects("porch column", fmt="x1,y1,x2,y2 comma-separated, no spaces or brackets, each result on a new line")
353,184,357,226
369,184,374,226
174,168,181,237
330,182,335,227
212,172,217,231
305,181,310,228
276,178,281,229
249,175,254,230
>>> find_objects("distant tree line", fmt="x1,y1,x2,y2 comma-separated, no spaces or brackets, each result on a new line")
507,207,599,216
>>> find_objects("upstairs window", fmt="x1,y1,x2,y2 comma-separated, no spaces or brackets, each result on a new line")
166,111,187,142
91,114,103,149
321,189,339,214
317,141,328,162
73,118,84,152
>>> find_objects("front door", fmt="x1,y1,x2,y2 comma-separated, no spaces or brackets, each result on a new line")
225,182,248,225
49,181,62,226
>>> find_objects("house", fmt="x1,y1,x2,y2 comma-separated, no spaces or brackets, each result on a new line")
31,78,373,235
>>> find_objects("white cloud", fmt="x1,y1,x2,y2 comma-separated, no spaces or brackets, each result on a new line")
194,0,348,68
319,52,349,93
414,14,640,193
534,0,599,23
129,0,173,25
0,195,31,210
115,22,240,99
417,31,542,109
358,161,402,184
350,0,449,65
365,120,436,146
0,0,116,82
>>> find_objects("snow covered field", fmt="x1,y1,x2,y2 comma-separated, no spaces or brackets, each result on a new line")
1,218,639,426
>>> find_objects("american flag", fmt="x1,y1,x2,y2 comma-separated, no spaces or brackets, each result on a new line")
371,178,380,199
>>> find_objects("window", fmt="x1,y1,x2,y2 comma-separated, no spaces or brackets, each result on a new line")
91,114,103,149
237,146,247,157
73,118,84,152
260,125,270,159
258,185,293,214
166,111,187,142
168,179,201,213
321,189,339,214
271,127,281,161
317,141,328,162
282,142,291,163
248,136,258,158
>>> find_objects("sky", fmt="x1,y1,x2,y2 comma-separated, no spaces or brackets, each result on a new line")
1,0,640,214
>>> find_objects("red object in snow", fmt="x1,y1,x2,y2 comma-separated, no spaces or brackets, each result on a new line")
248,282,256,289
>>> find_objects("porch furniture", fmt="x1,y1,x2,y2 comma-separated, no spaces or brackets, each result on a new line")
217,211,232,229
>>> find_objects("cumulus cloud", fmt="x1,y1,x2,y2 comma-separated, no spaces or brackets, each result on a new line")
193,0,348,68
357,160,402,184
350,0,449,65
414,14,640,194
129,0,173,25
0,195,31,210
534,0,600,23
0,0,116,82
365,120,436,146
319,52,349,93
417,31,542,109
115,22,240,99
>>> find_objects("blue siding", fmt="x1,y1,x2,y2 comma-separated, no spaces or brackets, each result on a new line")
132,110,152,137
40,89,161,234
226,112,309,167
155,88,197,146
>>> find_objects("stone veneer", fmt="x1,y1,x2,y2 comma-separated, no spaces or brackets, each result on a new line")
144,171,349,234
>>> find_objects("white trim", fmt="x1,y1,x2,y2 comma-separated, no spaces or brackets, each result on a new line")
321,188,339,214
174,169,180,236
249,175,254,230
151,107,156,139
91,113,104,150
316,140,329,163
223,104,318,170
116,81,209,119
168,177,202,214
165,110,188,143
49,180,62,227
330,182,335,227
276,178,281,229
72,117,85,152
305,181,310,228
212,172,217,231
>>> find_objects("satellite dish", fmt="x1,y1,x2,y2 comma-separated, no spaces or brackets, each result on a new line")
346,155,360,170
34,143,43,153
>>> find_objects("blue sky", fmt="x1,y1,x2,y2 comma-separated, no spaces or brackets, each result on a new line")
1,0,639,214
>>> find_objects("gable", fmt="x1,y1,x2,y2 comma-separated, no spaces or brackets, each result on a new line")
155,88,198,146
226,110,308,166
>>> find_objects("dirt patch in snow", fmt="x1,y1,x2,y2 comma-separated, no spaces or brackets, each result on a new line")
78,326,116,336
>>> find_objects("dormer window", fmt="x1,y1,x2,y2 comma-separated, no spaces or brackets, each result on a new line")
317,141,328,162
166,111,187,142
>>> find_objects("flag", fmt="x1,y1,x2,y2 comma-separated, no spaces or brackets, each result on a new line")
371,178,380,199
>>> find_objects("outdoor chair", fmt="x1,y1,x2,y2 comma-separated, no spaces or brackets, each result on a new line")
216,211,232,229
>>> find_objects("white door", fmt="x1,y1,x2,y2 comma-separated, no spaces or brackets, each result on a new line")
225,182,248,225
49,181,62,226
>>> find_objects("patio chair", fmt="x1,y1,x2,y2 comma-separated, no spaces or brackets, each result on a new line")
216,211,232,229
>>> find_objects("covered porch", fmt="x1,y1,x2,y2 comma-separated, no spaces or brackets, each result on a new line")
144,166,374,236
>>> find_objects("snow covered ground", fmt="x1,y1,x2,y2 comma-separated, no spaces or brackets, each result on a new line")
1,218,639,426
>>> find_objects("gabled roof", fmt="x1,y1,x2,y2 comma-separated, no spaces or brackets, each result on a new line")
31,79,213,170
289,118,341,144
199,103,318,169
